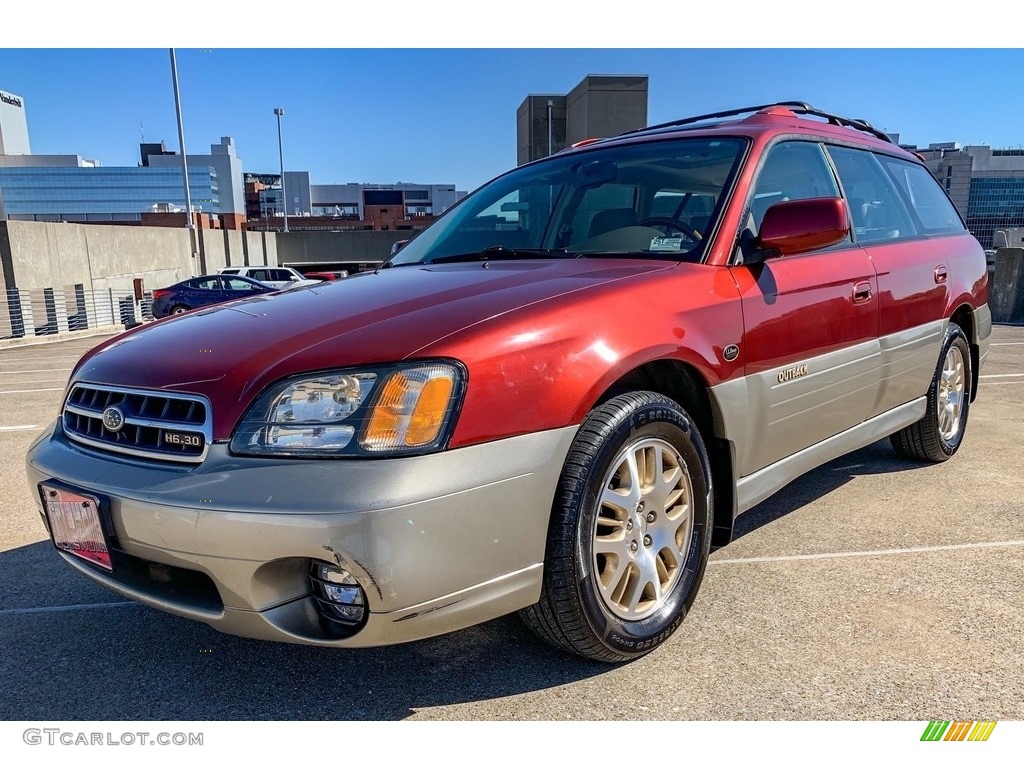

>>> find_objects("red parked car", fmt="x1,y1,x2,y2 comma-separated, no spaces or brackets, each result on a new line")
27,102,990,662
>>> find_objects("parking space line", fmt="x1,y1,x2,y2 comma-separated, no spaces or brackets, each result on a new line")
0,388,64,394
0,368,73,375
0,601,138,617
979,374,1024,379
991,342,1024,346
710,539,1024,566
0,358,81,364
0,425,39,432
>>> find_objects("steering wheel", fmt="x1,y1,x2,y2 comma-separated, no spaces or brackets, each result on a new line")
637,216,702,242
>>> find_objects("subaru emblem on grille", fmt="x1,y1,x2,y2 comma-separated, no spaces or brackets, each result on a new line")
101,406,125,433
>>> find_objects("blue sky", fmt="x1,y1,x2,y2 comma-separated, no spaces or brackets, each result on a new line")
0,48,1021,192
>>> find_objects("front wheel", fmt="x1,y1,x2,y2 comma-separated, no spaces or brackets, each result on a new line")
890,323,972,462
519,391,712,663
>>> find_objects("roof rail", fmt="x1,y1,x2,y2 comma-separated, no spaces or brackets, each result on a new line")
623,101,894,144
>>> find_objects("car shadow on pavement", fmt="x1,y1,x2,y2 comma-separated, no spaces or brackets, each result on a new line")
0,540,607,721
725,437,929,544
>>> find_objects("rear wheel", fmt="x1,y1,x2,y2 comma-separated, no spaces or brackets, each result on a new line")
890,323,971,462
519,391,712,662
170,304,190,316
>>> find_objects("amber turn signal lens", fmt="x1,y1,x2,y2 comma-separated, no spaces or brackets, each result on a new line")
361,365,458,451
406,376,454,446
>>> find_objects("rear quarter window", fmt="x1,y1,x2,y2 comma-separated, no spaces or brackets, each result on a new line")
879,157,965,235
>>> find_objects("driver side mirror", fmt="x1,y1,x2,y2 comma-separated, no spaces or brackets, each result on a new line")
750,197,849,262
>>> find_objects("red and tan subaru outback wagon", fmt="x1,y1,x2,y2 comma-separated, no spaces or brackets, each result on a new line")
27,102,990,662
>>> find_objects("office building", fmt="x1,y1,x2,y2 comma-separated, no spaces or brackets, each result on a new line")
517,75,648,165
0,88,31,155
246,177,466,232
0,165,219,223
914,143,1024,248
144,137,246,227
0,87,240,226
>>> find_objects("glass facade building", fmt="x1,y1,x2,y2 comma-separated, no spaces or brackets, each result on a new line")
0,165,219,221
966,176,1024,248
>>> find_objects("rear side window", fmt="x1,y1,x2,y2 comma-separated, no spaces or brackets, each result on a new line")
223,278,262,291
879,157,965,235
221,268,240,275
190,277,221,290
827,146,918,244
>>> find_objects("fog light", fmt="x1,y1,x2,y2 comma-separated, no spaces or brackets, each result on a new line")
309,561,367,628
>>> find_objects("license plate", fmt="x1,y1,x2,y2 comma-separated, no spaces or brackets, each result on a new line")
39,484,112,571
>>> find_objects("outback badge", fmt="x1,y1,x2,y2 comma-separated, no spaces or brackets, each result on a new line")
777,364,809,383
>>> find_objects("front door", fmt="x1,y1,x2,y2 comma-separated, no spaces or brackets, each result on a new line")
730,140,880,476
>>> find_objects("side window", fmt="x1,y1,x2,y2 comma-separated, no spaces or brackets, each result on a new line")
192,277,220,290
250,269,271,282
224,278,260,291
750,141,844,235
879,157,965,235
826,146,918,244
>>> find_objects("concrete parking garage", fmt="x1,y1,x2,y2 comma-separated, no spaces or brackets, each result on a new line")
0,327,1021,720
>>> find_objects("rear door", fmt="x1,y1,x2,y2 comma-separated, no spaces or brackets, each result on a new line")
188,276,224,308
826,147,951,417
730,140,880,475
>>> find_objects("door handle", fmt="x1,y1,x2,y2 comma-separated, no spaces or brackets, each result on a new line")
934,265,948,284
852,281,873,304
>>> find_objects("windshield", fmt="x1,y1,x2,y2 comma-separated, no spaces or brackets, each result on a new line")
388,137,746,266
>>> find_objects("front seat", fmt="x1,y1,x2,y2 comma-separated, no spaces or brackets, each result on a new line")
588,208,638,239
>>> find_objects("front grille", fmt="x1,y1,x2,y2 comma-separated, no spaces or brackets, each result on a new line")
62,383,212,463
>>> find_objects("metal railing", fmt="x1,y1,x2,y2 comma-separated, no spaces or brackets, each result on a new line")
1,286,154,340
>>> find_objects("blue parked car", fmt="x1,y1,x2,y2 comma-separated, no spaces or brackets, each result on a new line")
151,274,275,319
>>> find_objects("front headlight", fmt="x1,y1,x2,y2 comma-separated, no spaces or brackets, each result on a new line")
230,361,465,457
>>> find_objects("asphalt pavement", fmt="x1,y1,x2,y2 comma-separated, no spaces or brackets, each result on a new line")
1,327,1022,720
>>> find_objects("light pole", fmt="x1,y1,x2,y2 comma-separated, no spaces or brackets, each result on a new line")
274,107,288,233
546,99,553,157
169,49,196,262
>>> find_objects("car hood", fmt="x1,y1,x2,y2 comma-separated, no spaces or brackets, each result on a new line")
72,259,674,437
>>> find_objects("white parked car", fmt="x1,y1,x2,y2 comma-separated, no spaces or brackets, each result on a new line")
218,266,321,289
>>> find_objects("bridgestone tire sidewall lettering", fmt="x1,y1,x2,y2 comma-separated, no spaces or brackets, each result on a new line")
574,398,712,656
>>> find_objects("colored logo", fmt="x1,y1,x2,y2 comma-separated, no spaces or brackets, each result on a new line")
921,720,997,741
101,406,125,433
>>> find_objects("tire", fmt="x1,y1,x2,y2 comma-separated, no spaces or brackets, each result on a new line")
519,391,713,663
890,323,972,462
170,304,190,316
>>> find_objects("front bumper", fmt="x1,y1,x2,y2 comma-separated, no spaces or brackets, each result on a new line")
26,423,577,646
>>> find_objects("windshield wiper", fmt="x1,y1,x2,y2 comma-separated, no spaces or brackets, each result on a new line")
428,246,577,265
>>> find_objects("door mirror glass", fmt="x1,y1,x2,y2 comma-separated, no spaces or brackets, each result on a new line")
756,197,850,257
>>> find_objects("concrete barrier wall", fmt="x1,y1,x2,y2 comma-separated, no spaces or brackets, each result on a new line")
276,230,408,266
197,229,226,274
225,230,245,268
991,247,1024,324
1,222,408,294
0,220,194,293
244,232,261,266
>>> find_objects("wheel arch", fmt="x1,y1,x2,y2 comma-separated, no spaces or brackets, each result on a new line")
949,303,979,403
590,357,736,547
